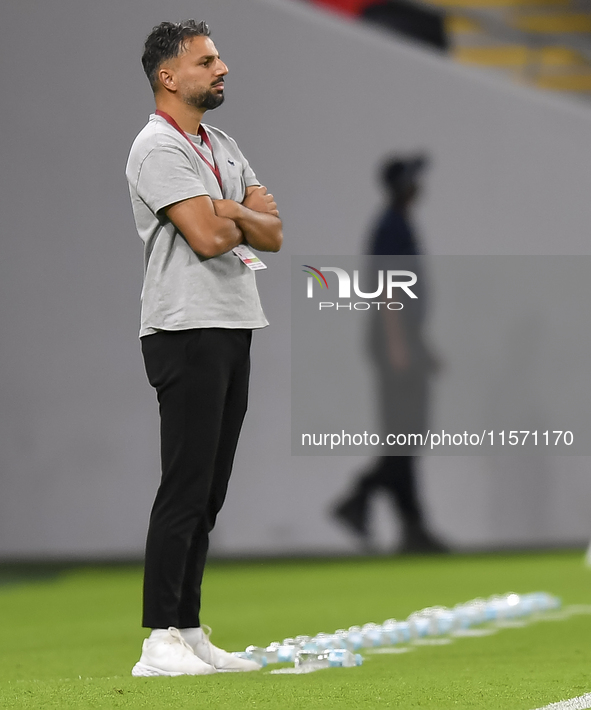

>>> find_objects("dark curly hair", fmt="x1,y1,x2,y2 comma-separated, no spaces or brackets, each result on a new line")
142,20,211,92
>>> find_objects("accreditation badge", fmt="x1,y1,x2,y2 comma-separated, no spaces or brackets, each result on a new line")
233,244,267,270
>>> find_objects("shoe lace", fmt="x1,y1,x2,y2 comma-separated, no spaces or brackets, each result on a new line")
197,624,221,664
200,624,213,642
167,626,196,653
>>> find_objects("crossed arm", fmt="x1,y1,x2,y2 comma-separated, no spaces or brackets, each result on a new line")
163,185,283,259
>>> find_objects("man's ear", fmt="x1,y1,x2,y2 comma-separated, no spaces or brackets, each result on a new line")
158,65,177,92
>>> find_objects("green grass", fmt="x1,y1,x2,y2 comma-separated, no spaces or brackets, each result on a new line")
0,551,590,709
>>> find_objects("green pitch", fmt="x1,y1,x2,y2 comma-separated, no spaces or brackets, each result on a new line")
0,550,589,710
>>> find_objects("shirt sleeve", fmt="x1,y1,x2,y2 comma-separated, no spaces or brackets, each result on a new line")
242,158,259,188
135,144,209,214
223,133,259,188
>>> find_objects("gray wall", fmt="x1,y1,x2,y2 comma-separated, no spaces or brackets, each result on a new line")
1,0,590,558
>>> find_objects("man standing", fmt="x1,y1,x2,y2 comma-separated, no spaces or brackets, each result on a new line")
126,20,282,677
332,156,446,554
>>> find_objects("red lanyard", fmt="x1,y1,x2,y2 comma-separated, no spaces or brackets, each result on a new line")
155,109,223,192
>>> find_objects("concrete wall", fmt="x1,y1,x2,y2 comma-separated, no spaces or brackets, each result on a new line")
0,0,590,558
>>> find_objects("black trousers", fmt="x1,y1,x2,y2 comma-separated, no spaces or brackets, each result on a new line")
364,342,430,524
140,328,252,629
358,456,423,524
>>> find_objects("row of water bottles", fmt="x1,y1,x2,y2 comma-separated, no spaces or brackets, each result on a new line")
233,591,560,670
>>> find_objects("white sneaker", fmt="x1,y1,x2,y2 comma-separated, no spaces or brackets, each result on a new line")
181,625,262,672
132,627,217,677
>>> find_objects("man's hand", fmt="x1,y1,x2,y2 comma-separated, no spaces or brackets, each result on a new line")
242,185,279,217
212,199,242,221
382,308,411,372
214,185,282,253
210,186,282,253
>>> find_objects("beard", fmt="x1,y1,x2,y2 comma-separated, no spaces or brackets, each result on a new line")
183,84,225,111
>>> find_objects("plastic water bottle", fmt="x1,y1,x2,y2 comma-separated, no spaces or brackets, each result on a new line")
277,638,299,662
503,592,522,619
486,592,543,624
264,642,281,664
329,649,363,667
519,594,536,617
380,619,400,645
244,645,268,666
484,596,502,621
486,595,509,622
410,608,432,637
395,620,412,642
407,612,430,638
466,598,488,624
421,606,455,635
311,632,335,650
327,633,348,649
453,603,472,630
295,649,362,670
295,649,331,670
333,629,354,650
295,634,311,647
531,591,561,611
361,623,384,647
346,626,364,651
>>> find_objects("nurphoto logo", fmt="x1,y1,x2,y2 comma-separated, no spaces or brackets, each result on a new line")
302,265,418,311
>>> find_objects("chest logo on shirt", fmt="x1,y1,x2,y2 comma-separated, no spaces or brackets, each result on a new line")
227,159,235,166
